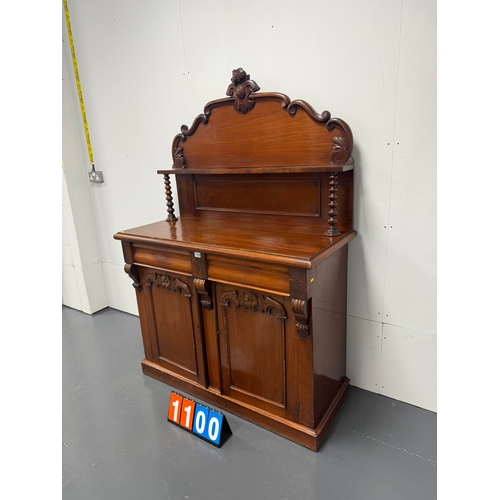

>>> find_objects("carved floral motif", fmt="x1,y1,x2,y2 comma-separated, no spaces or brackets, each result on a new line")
226,68,260,114
145,273,191,297
173,146,185,168
326,118,353,165
220,290,286,319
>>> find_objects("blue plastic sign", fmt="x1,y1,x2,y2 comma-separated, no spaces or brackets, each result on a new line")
207,410,224,446
193,404,211,440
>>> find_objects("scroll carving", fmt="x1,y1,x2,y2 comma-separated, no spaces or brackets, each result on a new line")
220,290,286,319
326,118,353,165
291,298,310,337
287,100,331,123
171,114,210,169
226,68,260,114
194,278,212,310
145,273,191,297
124,264,141,292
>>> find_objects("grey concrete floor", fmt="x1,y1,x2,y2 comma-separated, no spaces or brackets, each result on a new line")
62,306,437,500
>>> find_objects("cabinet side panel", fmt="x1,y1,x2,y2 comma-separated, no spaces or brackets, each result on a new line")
336,170,354,233
310,245,348,424
175,174,196,216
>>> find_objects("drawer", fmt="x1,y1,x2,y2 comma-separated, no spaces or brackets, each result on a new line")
132,244,192,275
206,255,289,295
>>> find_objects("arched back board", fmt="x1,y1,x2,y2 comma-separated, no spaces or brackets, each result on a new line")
158,68,355,236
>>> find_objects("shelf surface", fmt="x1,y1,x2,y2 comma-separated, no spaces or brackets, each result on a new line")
157,162,354,176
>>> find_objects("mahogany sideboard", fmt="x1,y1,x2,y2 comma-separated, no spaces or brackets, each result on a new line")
114,69,357,451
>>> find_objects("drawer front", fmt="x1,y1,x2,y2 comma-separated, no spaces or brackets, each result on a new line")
132,244,192,275
206,255,290,295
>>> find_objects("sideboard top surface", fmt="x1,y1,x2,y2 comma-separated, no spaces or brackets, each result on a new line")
114,216,356,269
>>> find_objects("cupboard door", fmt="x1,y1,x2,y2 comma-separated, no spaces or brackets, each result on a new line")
216,283,289,417
140,268,206,385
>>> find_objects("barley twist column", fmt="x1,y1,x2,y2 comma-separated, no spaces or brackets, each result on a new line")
164,174,178,222
325,172,341,237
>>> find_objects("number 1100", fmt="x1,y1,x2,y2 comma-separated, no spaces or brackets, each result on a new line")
168,392,225,445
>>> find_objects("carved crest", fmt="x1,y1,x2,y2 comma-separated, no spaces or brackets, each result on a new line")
170,68,353,170
226,68,260,114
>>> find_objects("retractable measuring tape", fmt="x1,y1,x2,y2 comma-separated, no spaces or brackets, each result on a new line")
63,0,102,181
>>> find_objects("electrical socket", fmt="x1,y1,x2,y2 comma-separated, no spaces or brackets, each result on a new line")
89,170,104,183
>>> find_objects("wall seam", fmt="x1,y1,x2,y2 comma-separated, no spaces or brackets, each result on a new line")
379,0,404,326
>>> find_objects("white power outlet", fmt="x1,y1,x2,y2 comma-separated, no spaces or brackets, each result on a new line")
89,170,104,183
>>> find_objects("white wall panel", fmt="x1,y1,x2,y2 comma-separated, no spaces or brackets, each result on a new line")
62,199,75,268
62,33,108,314
62,263,83,312
346,316,382,393
179,0,283,117
103,262,138,316
380,324,437,411
62,177,84,311
394,0,437,156
383,155,437,333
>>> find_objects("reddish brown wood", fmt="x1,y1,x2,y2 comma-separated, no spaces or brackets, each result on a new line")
116,217,357,269
175,172,353,235
124,263,141,291
291,298,310,337
164,174,178,222
309,245,349,426
170,70,353,175
226,67,261,114
193,278,212,310
114,69,356,450
218,284,287,416
325,172,342,237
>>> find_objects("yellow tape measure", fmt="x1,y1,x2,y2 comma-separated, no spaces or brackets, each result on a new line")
63,0,94,165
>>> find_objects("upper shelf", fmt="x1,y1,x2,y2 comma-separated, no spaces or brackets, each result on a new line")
158,161,354,176
167,68,354,173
